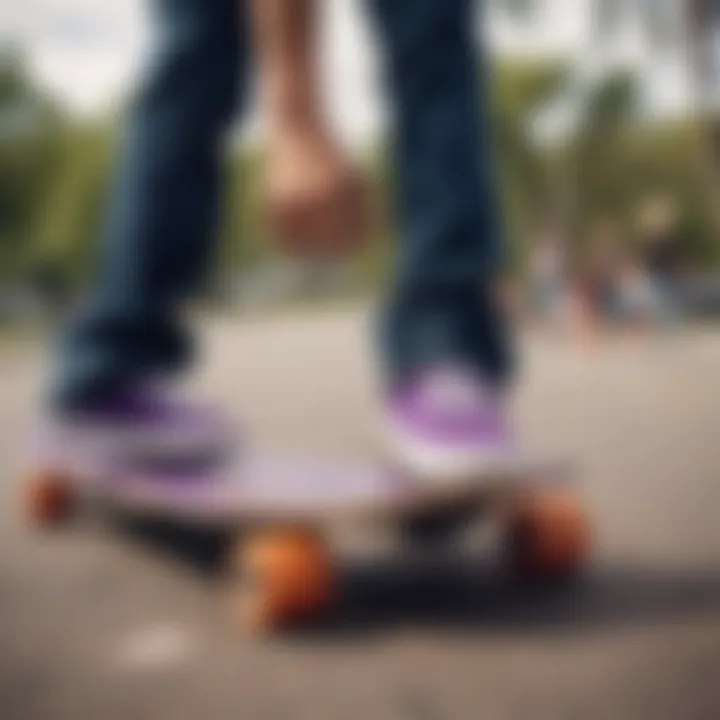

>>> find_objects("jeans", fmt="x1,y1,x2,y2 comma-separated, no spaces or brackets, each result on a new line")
52,0,511,409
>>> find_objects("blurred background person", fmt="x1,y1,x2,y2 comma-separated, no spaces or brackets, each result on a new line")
615,253,661,334
528,229,569,331
636,196,684,325
569,218,625,343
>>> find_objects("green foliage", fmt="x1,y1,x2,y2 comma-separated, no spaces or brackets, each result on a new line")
31,121,116,290
0,49,65,281
490,59,569,268
615,118,717,263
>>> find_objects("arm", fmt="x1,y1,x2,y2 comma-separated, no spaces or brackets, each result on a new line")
249,0,369,258
250,0,322,132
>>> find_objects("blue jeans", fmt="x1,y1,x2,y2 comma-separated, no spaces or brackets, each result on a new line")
53,0,510,408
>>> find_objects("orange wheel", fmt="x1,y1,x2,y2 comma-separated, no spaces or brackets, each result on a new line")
24,469,76,527
232,528,334,632
504,490,591,581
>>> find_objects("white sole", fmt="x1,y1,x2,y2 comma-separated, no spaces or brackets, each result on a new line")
384,418,522,485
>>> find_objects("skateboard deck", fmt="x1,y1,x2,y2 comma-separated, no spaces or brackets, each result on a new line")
25,439,589,633
30,438,573,526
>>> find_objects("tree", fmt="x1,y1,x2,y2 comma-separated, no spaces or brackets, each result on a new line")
30,121,116,294
0,48,65,283
686,0,720,239
491,59,568,268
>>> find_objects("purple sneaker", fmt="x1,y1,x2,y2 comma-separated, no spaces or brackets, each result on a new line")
386,365,514,481
49,385,236,466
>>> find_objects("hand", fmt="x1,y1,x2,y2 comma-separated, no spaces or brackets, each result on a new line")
264,126,370,259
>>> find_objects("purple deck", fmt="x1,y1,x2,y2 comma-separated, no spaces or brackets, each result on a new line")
40,440,571,524
109,456,416,522
33,421,571,523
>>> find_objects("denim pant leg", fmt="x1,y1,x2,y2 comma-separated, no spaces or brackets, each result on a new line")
368,0,512,385
52,0,249,409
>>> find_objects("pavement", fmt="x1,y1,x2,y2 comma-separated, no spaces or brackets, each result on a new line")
1,307,720,719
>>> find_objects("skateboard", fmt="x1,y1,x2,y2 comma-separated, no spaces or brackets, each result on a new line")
23,443,591,632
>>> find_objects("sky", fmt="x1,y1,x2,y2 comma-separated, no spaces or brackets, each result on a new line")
6,0,385,148
7,0,149,113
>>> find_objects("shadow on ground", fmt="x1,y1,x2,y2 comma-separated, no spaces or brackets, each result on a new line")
114,515,720,639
